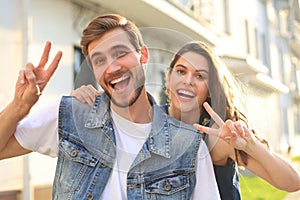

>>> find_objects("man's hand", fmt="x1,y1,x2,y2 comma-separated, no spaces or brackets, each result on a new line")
15,41,62,109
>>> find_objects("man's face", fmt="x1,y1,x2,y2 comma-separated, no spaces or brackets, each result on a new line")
88,28,147,108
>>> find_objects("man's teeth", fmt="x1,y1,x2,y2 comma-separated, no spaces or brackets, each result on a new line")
110,75,129,84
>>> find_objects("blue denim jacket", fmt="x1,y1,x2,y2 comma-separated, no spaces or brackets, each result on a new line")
53,94,202,200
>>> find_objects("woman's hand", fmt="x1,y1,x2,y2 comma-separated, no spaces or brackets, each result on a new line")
193,102,255,151
70,85,102,107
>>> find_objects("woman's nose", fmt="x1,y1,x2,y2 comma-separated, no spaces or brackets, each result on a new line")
184,73,194,85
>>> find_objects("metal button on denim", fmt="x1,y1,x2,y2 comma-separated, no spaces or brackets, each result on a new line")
86,194,93,200
70,149,78,157
164,179,171,191
100,162,107,168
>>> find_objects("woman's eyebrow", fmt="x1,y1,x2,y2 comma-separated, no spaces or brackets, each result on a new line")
195,69,209,74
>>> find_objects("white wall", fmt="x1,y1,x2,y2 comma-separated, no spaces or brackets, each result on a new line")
0,0,86,192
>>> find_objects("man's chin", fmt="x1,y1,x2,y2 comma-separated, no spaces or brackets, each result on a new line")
111,99,131,108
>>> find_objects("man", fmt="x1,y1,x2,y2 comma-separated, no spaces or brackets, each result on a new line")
0,14,220,199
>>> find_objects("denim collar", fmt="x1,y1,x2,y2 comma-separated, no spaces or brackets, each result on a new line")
83,92,192,166
84,93,111,129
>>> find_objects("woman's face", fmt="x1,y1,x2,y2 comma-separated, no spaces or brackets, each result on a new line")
167,51,210,116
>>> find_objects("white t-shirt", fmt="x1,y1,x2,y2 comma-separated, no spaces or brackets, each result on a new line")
15,97,220,199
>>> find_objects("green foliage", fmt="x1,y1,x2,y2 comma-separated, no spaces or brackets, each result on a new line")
240,176,287,200
291,155,300,163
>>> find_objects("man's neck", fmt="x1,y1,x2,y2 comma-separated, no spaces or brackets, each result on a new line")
111,90,153,124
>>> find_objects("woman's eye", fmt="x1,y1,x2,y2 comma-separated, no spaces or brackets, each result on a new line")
176,69,185,75
197,74,203,79
196,73,207,80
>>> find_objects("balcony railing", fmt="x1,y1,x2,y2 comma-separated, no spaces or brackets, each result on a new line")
293,20,300,41
167,0,215,26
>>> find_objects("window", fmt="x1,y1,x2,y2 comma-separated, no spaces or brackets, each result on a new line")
295,104,300,135
254,27,259,59
169,0,215,24
0,191,21,200
245,20,250,54
199,0,215,24
256,30,269,68
223,0,231,34
278,48,285,83
73,46,98,89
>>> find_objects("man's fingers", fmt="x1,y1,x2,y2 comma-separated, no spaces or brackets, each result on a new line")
46,51,63,78
18,70,25,84
25,62,35,70
24,69,40,96
38,41,51,68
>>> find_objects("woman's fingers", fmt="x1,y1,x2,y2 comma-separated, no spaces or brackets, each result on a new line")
71,85,98,107
193,123,224,137
203,102,225,127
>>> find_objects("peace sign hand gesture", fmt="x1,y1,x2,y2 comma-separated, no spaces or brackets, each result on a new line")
193,102,255,151
14,41,62,112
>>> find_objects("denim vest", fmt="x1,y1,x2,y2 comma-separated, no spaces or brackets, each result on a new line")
214,158,241,200
53,94,202,200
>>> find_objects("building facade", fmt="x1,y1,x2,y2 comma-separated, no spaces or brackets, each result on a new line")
0,0,299,199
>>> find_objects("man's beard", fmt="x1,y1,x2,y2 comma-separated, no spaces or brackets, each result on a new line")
109,84,144,108
105,74,145,108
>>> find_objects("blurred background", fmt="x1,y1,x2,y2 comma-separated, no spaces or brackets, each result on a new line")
0,0,299,199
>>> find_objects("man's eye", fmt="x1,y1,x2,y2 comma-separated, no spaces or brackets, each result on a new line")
115,50,128,58
94,57,105,66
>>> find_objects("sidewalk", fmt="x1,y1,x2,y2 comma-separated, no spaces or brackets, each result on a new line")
284,191,300,200
284,161,300,200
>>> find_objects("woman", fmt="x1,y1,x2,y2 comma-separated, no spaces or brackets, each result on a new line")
163,41,299,196
72,41,300,199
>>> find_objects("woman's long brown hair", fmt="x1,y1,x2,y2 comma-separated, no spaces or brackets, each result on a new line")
167,41,269,166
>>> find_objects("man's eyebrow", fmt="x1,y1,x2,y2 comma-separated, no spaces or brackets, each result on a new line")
111,44,132,51
90,52,102,60
90,44,132,60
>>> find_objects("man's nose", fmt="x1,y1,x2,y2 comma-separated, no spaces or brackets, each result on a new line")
106,58,121,74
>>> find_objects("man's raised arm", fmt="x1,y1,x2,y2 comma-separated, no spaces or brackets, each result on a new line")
0,41,62,159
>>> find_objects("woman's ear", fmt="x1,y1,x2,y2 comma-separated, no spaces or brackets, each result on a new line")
140,46,149,64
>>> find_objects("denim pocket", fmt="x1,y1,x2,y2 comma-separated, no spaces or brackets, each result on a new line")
145,173,190,196
60,138,98,167
54,137,99,197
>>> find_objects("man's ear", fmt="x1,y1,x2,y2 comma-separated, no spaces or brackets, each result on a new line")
140,46,149,64
165,71,171,89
